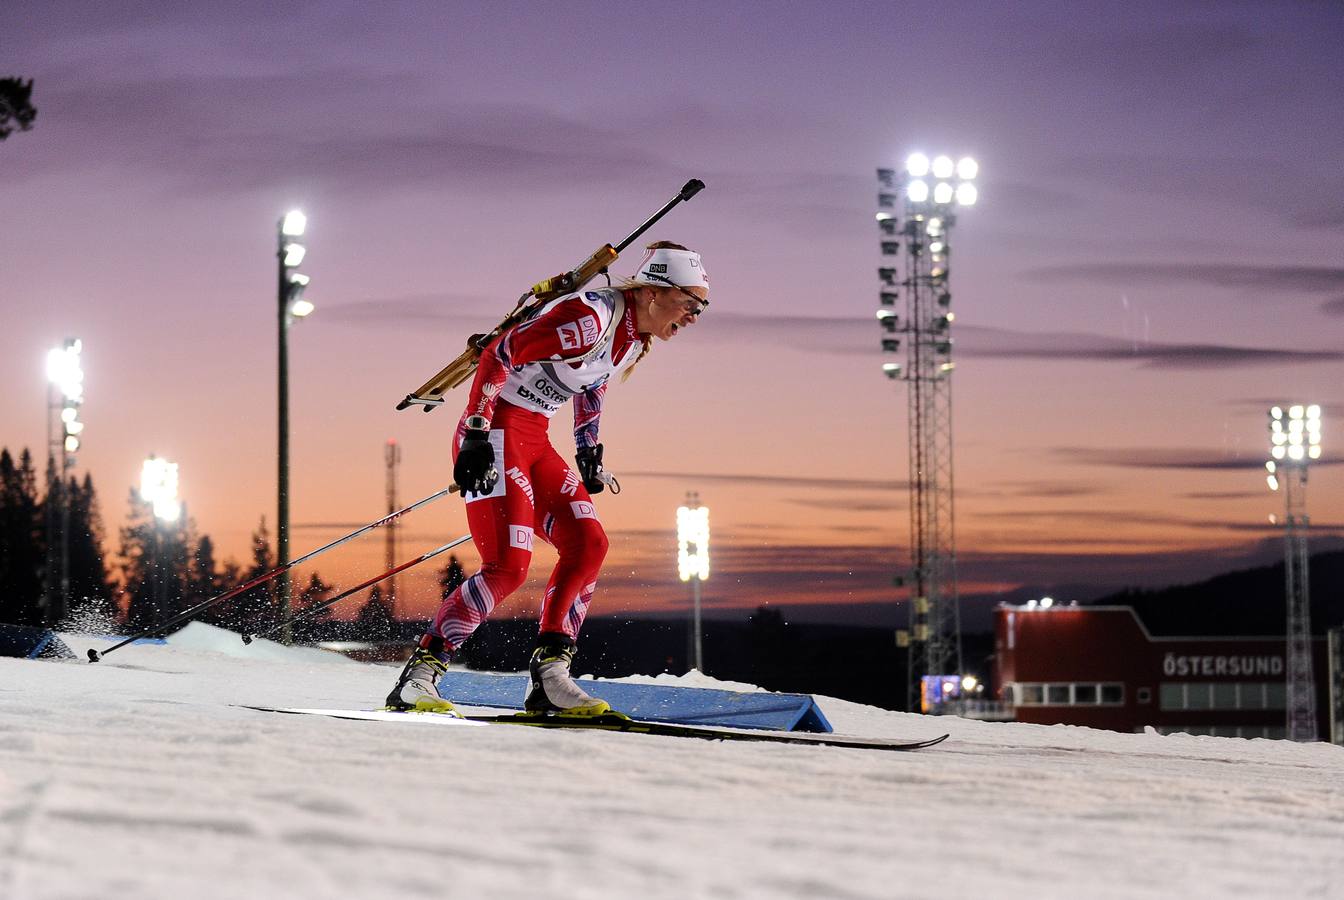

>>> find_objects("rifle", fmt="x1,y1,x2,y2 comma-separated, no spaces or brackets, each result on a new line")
396,179,705,412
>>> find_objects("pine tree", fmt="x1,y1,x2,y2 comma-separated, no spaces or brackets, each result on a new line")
64,473,114,629
291,571,334,642
439,554,466,601
355,584,395,640
118,489,190,631
0,448,46,625
225,518,276,634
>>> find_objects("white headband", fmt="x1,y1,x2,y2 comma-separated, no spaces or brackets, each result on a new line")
632,247,709,290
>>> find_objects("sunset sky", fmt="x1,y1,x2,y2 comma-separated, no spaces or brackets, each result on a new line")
4,1,1343,629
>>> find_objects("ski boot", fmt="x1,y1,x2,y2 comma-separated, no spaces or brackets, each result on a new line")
385,635,460,716
524,632,611,717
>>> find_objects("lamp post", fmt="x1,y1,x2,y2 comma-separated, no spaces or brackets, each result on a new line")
677,493,710,673
44,338,84,625
140,456,181,628
1267,404,1321,741
875,152,977,711
277,209,313,644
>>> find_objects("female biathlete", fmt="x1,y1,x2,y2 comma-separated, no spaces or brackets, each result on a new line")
386,241,710,716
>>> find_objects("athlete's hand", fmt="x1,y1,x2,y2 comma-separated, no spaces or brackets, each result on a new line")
455,429,498,497
575,443,606,495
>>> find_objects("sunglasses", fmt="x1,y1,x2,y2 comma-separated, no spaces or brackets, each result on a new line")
644,273,710,316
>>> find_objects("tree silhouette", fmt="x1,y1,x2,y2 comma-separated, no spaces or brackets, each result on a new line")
0,78,36,141
118,489,189,630
291,571,334,642
438,554,465,602
0,448,44,625
64,473,114,629
355,584,395,640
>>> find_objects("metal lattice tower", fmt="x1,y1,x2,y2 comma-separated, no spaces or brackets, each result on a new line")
385,439,402,613
1267,404,1319,742
876,156,977,711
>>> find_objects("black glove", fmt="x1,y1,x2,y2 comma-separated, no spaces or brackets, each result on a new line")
455,429,498,497
575,443,606,495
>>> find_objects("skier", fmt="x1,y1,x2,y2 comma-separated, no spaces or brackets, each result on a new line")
387,241,710,715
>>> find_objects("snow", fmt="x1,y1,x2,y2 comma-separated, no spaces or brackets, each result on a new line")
2,628,1342,899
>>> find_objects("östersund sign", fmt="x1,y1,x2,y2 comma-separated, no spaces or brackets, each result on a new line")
1161,654,1284,678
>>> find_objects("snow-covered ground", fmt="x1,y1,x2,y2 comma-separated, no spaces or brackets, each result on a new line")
1,626,1341,899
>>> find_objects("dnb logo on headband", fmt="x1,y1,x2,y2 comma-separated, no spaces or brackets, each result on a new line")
648,263,668,273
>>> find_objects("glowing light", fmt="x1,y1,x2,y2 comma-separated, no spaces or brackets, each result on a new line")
931,155,955,179
1309,446,1322,459
1272,445,1286,460
1271,406,1283,420
283,243,306,267
281,210,307,237
956,157,978,180
955,182,978,206
677,505,710,582
46,342,85,403
905,153,930,177
933,181,954,205
140,457,182,523
289,299,315,318
906,179,929,203
1040,596,1054,609
64,436,79,454
1289,405,1304,419
961,674,979,692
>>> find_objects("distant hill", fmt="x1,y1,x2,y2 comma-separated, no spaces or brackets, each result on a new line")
1083,550,1344,637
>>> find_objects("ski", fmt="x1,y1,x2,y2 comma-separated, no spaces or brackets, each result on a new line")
240,705,947,751
463,712,949,751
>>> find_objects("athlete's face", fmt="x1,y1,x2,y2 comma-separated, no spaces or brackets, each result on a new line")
645,285,708,342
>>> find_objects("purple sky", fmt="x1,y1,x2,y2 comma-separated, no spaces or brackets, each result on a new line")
4,1,1344,625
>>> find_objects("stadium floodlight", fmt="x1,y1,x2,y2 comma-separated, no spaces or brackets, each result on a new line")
906,179,929,203
955,183,978,206
933,182,954,205
677,497,710,673
290,298,315,318
926,217,943,236
1040,596,1054,609
906,153,930,177
45,340,85,403
956,157,978,180
931,155,955,179
283,242,306,268
140,456,181,523
281,209,307,237
1265,404,1323,740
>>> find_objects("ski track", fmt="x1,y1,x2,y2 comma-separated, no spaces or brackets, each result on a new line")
0,624,1339,899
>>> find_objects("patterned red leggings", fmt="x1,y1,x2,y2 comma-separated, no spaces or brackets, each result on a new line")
430,402,608,650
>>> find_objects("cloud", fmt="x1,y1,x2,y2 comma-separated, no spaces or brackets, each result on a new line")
1052,446,1344,471
1024,261,1344,294
620,470,905,492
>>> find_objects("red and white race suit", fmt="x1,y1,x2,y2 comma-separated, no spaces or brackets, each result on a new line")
431,288,644,649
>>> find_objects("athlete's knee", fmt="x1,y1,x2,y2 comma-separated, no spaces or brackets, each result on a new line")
571,521,608,569
479,560,529,598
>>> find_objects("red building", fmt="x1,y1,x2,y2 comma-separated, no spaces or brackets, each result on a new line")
993,603,1332,739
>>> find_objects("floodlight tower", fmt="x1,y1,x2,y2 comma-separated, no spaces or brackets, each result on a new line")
44,338,85,625
875,154,977,711
277,209,314,644
1267,404,1321,742
677,493,710,674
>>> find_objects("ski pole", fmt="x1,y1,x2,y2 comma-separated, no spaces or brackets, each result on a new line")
242,534,472,643
87,485,461,662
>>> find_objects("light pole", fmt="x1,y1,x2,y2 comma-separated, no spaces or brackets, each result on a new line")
876,152,977,711
1267,404,1321,741
140,456,181,628
677,493,710,674
277,209,313,644
44,338,84,625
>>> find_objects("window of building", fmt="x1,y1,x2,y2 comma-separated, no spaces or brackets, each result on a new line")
1046,684,1070,705
1018,684,1044,705
1186,683,1212,710
1099,684,1124,705
1212,683,1237,710
1266,682,1287,710
1074,684,1098,704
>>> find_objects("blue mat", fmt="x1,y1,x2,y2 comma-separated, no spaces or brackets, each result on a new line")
437,670,833,733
